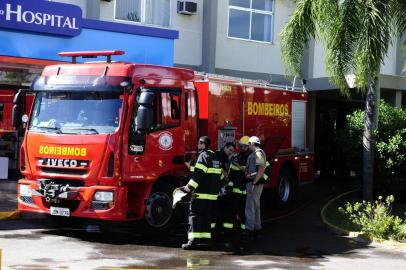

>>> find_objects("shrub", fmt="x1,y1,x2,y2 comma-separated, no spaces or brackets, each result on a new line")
396,224,406,242
339,195,404,241
339,101,406,197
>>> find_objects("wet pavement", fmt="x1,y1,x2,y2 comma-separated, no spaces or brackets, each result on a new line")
0,181,405,269
0,180,18,212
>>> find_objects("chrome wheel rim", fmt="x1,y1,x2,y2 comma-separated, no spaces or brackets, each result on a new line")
279,176,291,203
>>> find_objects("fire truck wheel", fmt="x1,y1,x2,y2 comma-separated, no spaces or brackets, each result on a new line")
144,191,174,230
276,168,297,206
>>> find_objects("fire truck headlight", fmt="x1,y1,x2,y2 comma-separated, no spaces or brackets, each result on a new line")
20,184,32,197
94,191,114,202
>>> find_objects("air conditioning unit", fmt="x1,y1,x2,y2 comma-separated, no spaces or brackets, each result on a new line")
177,1,197,15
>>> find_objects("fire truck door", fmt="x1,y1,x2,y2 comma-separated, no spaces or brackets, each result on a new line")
183,90,198,157
123,88,186,180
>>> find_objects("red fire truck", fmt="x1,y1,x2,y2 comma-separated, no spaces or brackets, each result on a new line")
16,51,314,230
0,88,33,175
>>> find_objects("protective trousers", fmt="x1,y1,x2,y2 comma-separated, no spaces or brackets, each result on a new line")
233,192,246,230
245,182,263,231
218,192,246,231
188,198,214,243
215,192,234,231
213,192,246,249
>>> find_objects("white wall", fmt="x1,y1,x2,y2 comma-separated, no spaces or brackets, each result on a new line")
214,0,296,75
99,0,203,67
380,37,398,75
99,0,115,22
312,41,327,78
52,0,87,17
311,36,400,79
172,1,203,67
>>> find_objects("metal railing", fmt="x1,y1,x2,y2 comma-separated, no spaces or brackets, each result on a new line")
195,72,307,92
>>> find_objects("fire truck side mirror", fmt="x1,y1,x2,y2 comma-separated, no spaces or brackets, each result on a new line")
12,90,25,128
12,104,23,128
136,106,153,131
136,89,155,132
13,89,24,104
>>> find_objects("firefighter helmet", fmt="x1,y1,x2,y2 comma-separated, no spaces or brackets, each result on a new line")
249,136,261,145
239,136,250,146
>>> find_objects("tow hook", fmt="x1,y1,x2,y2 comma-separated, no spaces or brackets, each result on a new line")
36,180,80,203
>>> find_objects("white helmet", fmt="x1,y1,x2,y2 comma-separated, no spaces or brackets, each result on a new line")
249,136,261,145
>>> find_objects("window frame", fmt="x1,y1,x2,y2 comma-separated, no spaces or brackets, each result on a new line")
132,87,182,134
227,0,275,44
114,0,172,28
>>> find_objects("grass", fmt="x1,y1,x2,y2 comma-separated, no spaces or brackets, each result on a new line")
323,191,406,242
323,191,362,233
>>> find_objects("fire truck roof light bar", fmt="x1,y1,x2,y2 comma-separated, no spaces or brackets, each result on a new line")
58,50,125,64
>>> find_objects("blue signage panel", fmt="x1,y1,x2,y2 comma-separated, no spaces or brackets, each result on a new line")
0,0,82,37
0,28,174,66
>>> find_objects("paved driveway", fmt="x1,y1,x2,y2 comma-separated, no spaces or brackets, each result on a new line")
0,182,405,269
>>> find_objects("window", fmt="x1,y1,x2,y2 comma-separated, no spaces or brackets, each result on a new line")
228,0,274,42
133,88,181,133
29,92,123,135
115,0,170,27
152,91,180,129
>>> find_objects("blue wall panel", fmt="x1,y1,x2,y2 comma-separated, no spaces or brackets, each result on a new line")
0,27,174,66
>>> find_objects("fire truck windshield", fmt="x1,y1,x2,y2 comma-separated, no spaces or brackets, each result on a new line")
29,92,123,134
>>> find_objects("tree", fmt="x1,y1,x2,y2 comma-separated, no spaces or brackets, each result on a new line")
280,0,406,201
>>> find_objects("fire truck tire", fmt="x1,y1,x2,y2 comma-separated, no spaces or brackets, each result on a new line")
144,188,175,232
274,168,297,206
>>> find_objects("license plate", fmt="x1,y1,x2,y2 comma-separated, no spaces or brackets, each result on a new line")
50,207,70,217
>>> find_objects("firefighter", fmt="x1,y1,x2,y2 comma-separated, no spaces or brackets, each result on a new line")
230,136,251,227
213,142,236,237
245,136,267,238
180,136,222,250
219,136,251,249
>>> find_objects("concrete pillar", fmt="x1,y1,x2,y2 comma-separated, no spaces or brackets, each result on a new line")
201,0,217,73
307,92,317,152
395,90,402,108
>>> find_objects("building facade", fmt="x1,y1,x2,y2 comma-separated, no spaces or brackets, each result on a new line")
34,0,405,107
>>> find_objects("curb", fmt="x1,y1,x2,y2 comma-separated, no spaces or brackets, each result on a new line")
320,189,360,237
320,190,406,249
0,210,20,220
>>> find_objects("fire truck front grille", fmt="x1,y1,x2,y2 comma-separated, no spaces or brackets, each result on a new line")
20,196,35,205
45,179,85,187
43,198,81,212
41,167,88,176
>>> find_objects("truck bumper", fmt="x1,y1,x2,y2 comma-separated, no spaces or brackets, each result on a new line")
17,179,130,221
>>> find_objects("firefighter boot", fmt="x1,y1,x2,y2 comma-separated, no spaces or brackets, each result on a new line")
182,240,200,250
